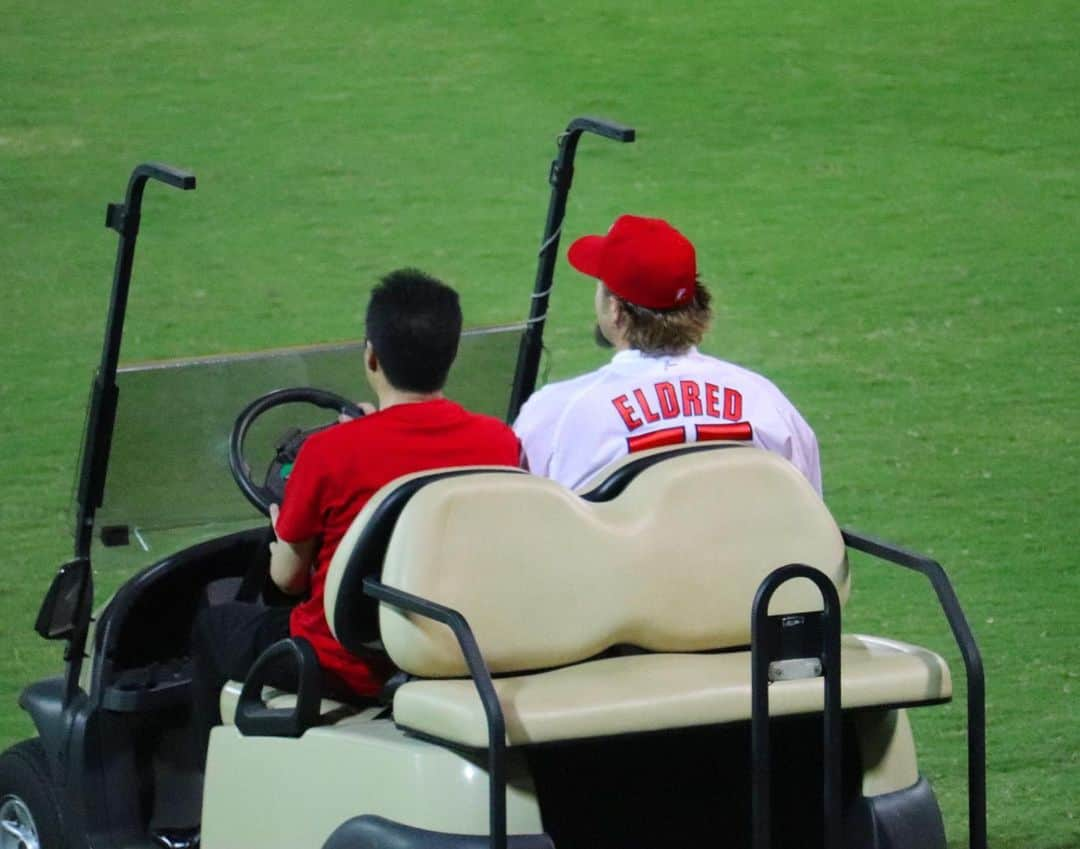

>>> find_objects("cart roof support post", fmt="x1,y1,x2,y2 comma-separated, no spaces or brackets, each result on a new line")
74,163,195,561
60,164,194,705
506,117,635,423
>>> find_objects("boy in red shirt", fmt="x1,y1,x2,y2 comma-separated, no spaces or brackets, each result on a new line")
189,269,521,762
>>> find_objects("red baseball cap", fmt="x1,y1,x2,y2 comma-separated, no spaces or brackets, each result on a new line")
567,214,697,310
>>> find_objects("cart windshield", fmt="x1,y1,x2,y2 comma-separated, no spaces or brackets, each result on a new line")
84,323,525,578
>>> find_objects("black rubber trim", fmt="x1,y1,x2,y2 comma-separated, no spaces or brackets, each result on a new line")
579,443,744,502
846,774,947,849
322,814,554,849
332,467,525,653
17,676,70,781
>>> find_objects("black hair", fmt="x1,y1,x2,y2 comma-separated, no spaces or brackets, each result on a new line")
365,268,463,393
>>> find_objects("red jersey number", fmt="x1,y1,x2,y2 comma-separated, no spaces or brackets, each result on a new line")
626,422,753,453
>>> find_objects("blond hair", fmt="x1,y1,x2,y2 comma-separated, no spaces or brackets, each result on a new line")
606,282,712,354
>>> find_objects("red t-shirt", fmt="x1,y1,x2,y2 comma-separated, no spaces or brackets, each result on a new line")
274,398,522,697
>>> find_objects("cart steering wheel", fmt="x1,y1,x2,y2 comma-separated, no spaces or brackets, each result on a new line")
229,387,366,516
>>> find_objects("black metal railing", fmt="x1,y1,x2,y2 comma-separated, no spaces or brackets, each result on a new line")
842,528,987,849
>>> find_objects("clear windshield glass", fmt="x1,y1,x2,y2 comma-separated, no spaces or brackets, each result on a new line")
88,323,525,576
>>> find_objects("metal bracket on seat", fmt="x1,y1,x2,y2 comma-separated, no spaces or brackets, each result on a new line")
105,202,138,237
547,158,573,189
767,657,823,682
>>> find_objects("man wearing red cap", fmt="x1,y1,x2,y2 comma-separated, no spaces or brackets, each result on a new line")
514,214,822,493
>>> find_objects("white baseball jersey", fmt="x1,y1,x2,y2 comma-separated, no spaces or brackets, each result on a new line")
514,348,822,493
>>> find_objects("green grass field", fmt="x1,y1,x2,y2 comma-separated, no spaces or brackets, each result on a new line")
1,2,1077,846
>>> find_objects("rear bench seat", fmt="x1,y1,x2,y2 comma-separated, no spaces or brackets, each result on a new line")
318,444,950,748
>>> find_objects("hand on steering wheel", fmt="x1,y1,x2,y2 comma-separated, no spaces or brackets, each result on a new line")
229,387,366,516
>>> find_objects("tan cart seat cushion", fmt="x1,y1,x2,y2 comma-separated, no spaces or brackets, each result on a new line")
367,446,849,678
393,635,952,748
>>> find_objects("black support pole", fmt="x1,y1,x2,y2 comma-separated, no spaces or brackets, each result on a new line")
363,578,511,849
841,529,987,849
60,164,194,708
73,163,195,560
751,564,843,849
505,116,635,423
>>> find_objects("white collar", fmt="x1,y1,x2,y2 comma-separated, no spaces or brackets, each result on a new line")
611,347,698,365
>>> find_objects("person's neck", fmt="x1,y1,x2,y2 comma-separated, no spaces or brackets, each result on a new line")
376,388,444,410
617,345,693,357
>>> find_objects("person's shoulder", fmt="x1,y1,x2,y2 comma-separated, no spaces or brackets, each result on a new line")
692,351,806,412
460,407,516,436
693,351,782,389
453,406,521,462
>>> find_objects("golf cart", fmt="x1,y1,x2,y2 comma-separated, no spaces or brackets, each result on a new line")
1,118,986,849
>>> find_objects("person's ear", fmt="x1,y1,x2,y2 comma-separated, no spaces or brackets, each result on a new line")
365,342,379,374
609,297,627,327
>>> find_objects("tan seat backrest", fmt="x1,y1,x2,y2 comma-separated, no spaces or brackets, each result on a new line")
323,466,527,651
375,446,849,678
